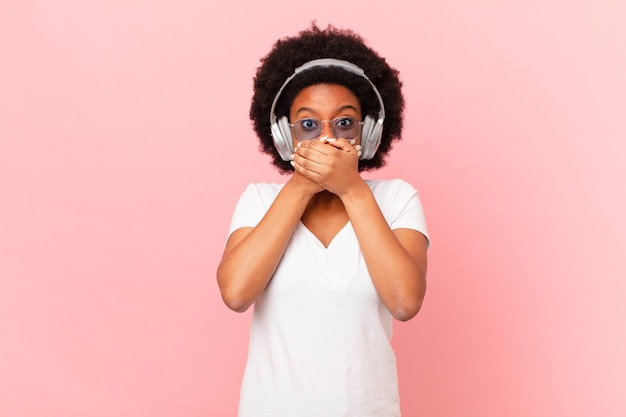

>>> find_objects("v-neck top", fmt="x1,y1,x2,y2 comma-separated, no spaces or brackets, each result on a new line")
228,179,429,417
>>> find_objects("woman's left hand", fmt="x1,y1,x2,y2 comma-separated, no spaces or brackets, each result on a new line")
291,136,363,196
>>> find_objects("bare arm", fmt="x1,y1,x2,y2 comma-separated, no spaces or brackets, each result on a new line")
293,138,428,321
341,183,427,321
216,174,321,312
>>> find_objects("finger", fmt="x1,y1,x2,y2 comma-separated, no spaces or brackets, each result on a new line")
297,137,361,160
321,137,362,158
296,139,335,157
297,137,346,154
329,137,353,149
292,149,325,174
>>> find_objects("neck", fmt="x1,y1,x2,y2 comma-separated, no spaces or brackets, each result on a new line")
301,190,347,228
309,190,342,208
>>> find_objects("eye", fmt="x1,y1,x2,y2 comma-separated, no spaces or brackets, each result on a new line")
334,117,355,130
299,119,319,131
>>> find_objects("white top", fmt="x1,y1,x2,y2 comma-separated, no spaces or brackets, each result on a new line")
228,179,430,417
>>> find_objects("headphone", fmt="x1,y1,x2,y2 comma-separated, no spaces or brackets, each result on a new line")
269,58,386,161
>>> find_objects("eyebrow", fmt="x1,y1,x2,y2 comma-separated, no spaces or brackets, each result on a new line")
294,105,360,118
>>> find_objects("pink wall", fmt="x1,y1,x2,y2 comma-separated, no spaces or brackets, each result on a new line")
1,1,624,416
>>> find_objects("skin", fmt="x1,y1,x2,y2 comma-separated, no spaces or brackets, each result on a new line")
216,84,428,321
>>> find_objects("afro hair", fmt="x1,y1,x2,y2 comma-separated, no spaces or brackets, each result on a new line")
250,23,405,173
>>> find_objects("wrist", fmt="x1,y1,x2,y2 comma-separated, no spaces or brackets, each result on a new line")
337,178,370,203
285,173,321,199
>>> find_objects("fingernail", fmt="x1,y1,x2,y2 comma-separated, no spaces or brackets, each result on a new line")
290,161,295,166
290,153,295,160
355,145,362,151
357,151,362,157
349,139,356,145
296,142,302,147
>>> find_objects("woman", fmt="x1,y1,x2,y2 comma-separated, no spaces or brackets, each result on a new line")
217,23,430,416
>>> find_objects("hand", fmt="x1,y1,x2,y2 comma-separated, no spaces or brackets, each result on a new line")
291,136,363,196
287,169,325,197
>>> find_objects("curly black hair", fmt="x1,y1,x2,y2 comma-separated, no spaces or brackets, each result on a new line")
250,23,405,173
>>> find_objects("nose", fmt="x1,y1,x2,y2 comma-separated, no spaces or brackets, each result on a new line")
320,120,335,139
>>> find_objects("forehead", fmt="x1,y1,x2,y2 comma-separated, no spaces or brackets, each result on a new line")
291,84,361,113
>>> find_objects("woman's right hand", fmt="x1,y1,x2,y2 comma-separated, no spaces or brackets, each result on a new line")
217,171,318,313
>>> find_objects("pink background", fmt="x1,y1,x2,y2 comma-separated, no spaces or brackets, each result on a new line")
1,1,625,416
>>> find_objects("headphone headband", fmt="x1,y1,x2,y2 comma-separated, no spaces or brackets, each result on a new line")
270,58,385,126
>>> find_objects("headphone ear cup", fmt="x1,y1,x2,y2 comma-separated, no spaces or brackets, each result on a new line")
360,116,382,160
271,116,294,161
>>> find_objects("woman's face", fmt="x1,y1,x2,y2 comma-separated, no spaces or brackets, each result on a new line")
289,83,362,147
